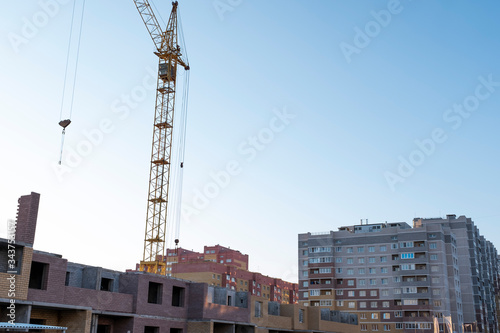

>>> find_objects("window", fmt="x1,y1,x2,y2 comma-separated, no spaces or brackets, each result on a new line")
432,277,440,284
400,241,413,248
431,265,439,272
371,313,379,319
148,282,163,304
309,289,320,296
347,247,353,253
384,324,391,331
299,309,304,323
400,253,414,259
303,281,308,287
29,261,49,290
361,324,367,331
369,279,376,286
100,278,114,292
337,300,344,306
429,233,437,238
359,301,366,308
430,254,438,260
303,292,308,298
359,290,366,296
347,269,354,275
369,257,376,263
172,286,185,307
320,300,332,306
357,247,365,253
381,267,388,273
434,300,442,306
429,243,437,249
402,299,418,305
380,245,387,251
358,257,365,264
348,290,355,297
369,268,376,274
372,324,379,331
347,258,353,264
319,268,331,274
382,302,390,308
371,301,377,308
255,301,262,317
347,279,355,286
336,257,342,263
358,268,365,274
370,290,377,296
381,278,388,285
335,246,342,252
393,276,401,282
65,272,71,286
303,271,308,277
358,279,366,286
302,250,308,255
144,326,159,333
369,246,375,252
348,301,355,308
336,289,343,295
380,256,387,262
395,311,402,317
396,323,403,329
432,289,440,296
394,288,401,294
336,268,342,274
400,264,415,270
383,312,390,319
303,260,308,266
403,287,417,294
391,243,398,249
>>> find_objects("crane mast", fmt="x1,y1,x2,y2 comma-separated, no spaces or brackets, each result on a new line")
133,0,189,274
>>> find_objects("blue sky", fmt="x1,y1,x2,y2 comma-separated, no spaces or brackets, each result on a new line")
1,0,500,282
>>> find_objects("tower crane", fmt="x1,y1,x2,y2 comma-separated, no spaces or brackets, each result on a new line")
133,0,190,274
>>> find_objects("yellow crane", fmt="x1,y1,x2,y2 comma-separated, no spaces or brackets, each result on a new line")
133,0,190,274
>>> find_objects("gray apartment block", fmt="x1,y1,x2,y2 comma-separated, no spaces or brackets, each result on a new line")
298,215,499,333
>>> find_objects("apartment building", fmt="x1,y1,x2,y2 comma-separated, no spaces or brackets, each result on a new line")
153,245,297,304
298,215,499,333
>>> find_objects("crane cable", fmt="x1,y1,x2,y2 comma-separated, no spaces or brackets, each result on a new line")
58,0,87,165
168,6,189,250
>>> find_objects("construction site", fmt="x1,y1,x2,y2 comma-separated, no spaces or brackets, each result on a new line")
2,1,500,333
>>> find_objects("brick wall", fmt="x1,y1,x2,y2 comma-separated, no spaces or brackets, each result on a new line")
63,286,134,312
27,252,67,303
58,309,92,333
0,247,32,300
15,192,40,246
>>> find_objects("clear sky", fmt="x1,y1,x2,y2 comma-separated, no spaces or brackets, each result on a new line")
1,1,500,283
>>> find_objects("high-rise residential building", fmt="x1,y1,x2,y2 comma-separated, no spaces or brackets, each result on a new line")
298,215,499,333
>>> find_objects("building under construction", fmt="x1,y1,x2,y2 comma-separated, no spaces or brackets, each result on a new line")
0,192,359,332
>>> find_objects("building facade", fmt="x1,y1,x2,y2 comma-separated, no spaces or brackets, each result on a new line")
298,216,499,333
